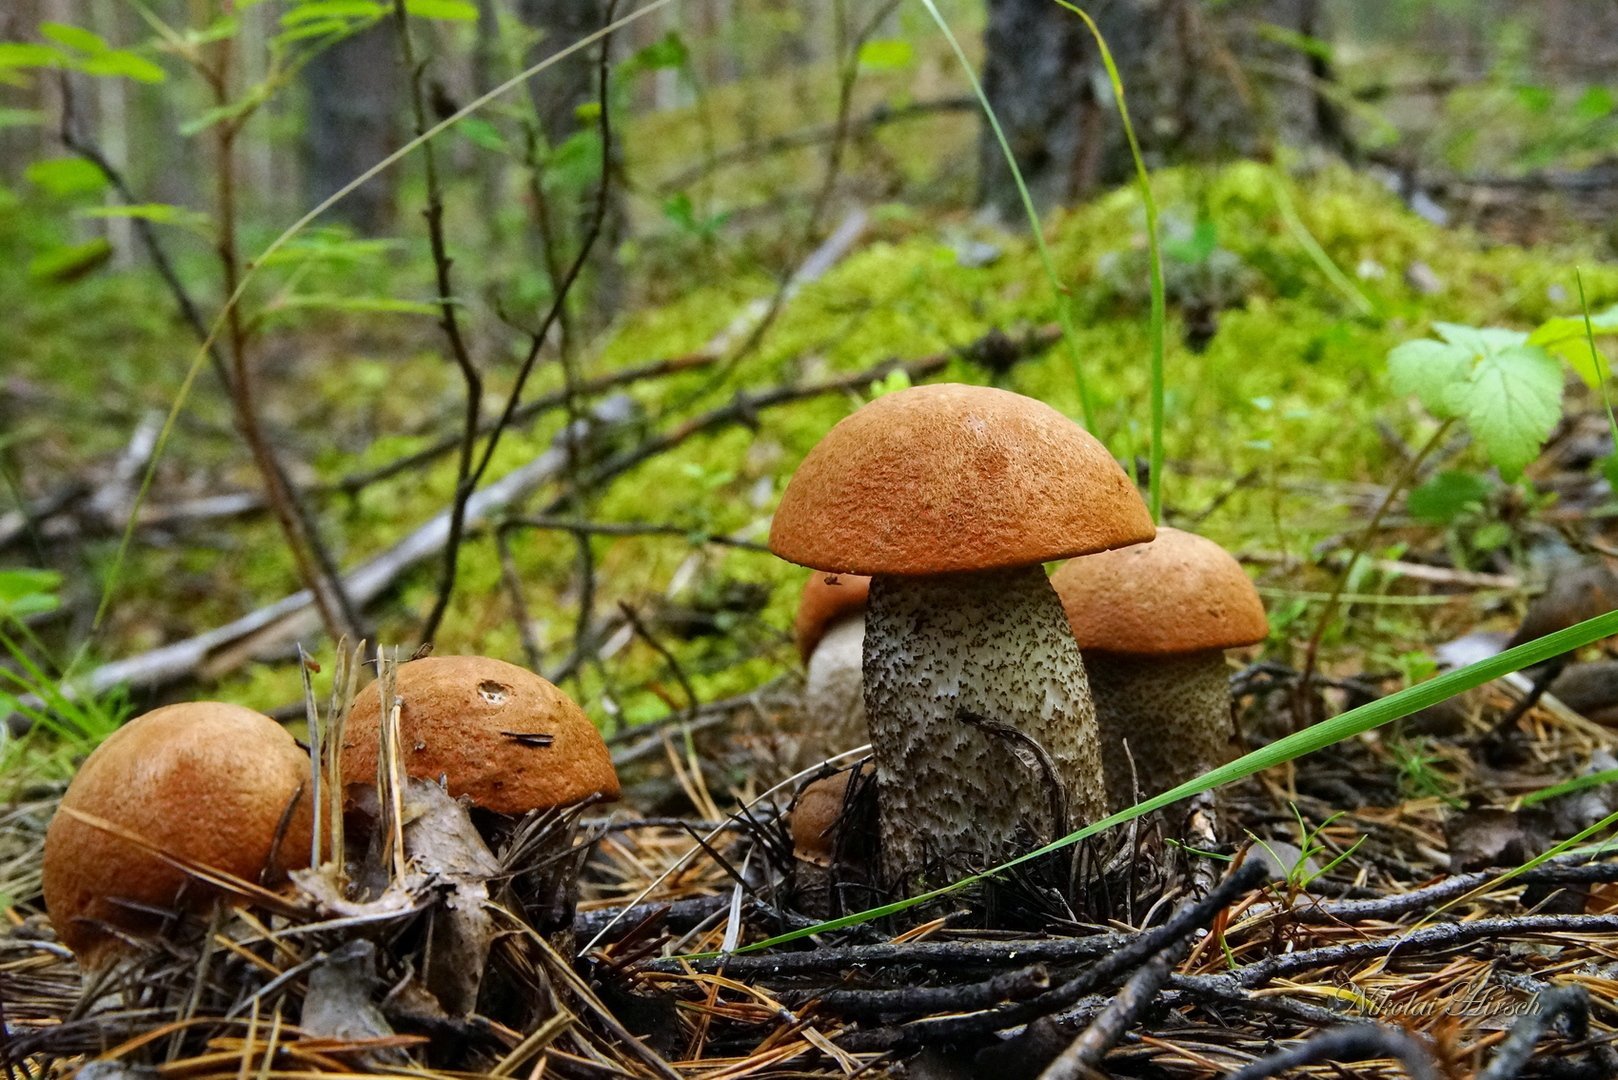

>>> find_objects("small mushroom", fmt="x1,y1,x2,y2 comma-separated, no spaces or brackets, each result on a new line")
42,702,315,968
341,655,619,816
787,765,874,916
1051,527,1268,809
796,572,871,755
771,383,1154,889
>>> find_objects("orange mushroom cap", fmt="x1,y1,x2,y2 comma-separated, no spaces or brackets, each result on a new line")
42,702,314,965
791,770,857,867
1051,527,1268,655
770,384,1154,576
794,572,871,663
341,655,619,816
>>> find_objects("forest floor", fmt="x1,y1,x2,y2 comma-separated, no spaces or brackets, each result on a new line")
7,43,1618,1077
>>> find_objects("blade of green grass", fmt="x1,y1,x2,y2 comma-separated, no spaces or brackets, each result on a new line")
703,605,1618,956
915,0,1100,435
1049,1,1165,518
1267,167,1377,318
1577,268,1618,448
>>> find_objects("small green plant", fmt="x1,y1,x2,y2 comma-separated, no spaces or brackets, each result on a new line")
0,570,129,787
1250,805,1367,893
1388,736,1463,807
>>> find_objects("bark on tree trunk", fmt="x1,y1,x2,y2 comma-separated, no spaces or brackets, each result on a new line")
515,0,627,320
978,0,1342,219
301,22,401,236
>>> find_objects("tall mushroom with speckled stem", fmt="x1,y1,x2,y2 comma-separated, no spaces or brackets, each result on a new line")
770,384,1154,891
1051,527,1268,810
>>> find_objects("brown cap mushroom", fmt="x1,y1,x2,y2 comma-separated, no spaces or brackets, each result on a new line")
42,702,314,966
795,573,870,663
790,770,856,868
770,384,1153,890
1051,528,1267,808
341,655,619,816
771,383,1153,575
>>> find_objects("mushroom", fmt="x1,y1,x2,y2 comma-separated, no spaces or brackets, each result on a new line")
42,702,314,968
788,765,874,916
341,655,619,816
342,656,619,947
770,383,1154,889
1051,527,1268,809
795,572,871,756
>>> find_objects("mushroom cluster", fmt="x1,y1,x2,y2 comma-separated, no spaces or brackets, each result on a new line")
41,655,619,971
771,383,1154,889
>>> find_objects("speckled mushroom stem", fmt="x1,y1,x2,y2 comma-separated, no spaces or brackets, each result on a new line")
1084,649,1234,812
863,566,1106,891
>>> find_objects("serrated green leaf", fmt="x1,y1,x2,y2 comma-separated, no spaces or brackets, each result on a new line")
1434,322,1527,355
39,22,107,55
25,156,107,197
1458,345,1563,478
80,49,166,83
857,38,914,70
405,0,478,21
1530,305,1618,386
1388,338,1469,418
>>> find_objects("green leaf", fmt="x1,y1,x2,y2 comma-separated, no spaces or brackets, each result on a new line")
857,38,914,71
80,49,165,83
276,294,441,316
0,43,64,70
1433,322,1527,354
39,22,107,54
1406,470,1491,524
456,116,507,153
1575,85,1614,121
626,30,688,73
0,569,61,622
25,157,107,198
1457,344,1563,478
27,238,113,283
404,0,478,21
78,202,210,232
280,0,384,25
1387,338,1469,419
1531,305,1618,386
0,108,43,130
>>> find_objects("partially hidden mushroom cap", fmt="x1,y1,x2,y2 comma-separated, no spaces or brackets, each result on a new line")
42,702,315,965
342,655,619,816
791,770,856,867
1051,527,1268,655
770,384,1154,576
795,572,871,662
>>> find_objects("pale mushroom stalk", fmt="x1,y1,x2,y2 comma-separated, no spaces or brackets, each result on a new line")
804,613,867,753
863,567,1102,886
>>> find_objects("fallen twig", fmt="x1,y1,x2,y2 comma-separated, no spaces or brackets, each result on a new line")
1221,1023,1439,1080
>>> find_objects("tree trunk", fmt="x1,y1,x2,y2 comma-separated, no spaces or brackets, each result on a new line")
978,0,1342,219
301,22,401,235
513,0,627,323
